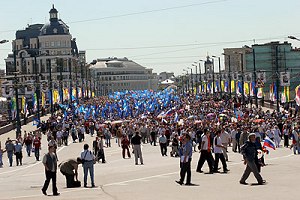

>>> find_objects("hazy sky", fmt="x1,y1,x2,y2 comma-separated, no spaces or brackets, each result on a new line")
1,0,300,75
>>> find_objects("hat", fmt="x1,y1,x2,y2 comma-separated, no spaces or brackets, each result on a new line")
248,133,256,139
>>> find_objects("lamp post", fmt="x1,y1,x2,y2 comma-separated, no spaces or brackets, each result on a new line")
75,60,79,103
222,53,232,97
188,67,193,94
68,58,73,104
47,59,54,116
252,49,258,108
12,42,21,137
183,69,189,93
212,56,222,98
275,46,280,112
34,55,41,125
288,36,300,41
234,52,245,106
192,62,198,94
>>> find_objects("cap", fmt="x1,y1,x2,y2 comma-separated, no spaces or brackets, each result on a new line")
248,133,256,138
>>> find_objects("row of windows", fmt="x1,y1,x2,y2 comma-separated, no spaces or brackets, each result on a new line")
97,75,149,81
98,71,145,75
40,41,70,48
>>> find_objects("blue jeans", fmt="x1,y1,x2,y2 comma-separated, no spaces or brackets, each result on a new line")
26,144,32,156
83,161,94,186
7,151,13,166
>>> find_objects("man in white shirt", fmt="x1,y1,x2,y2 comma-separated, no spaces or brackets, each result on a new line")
196,129,214,173
213,130,229,173
80,144,95,188
220,128,230,161
230,126,237,152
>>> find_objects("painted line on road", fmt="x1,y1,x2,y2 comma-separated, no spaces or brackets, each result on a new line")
0,142,70,176
0,153,295,199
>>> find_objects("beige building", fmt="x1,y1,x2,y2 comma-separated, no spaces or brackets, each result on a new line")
90,57,158,96
223,46,252,72
4,5,81,99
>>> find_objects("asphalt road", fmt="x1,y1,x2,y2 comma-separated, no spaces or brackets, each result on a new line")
0,125,299,200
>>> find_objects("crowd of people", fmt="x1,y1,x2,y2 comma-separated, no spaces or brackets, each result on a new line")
1,90,300,194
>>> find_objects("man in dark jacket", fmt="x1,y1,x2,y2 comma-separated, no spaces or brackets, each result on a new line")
239,133,266,185
42,146,60,196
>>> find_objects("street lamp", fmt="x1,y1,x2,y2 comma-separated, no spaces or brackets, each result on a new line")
212,55,222,98
0,39,9,44
188,67,193,94
222,53,232,97
288,36,300,41
183,69,189,93
233,52,245,106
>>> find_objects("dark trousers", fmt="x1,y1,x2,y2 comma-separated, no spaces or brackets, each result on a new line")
60,170,77,188
98,149,106,163
284,135,289,147
35,148,40,161
179,158,191,184
160,143,167,156
15,152,23,166
122,146,131,158
214,153,227,171
196,150,214,172
42,171,58,194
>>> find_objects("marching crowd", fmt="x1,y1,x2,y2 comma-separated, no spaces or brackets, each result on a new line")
0,92,300,195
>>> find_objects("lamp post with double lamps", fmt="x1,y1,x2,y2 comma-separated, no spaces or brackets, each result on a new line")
183,69,189,94
222,53,232,97
187,67,193,95
212,55,222,98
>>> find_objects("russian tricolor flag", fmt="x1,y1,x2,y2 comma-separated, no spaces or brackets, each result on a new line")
263,136,276,150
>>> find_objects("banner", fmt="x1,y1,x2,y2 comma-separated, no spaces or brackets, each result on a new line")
25,80,35,95
1,80,13,98
244,73,252,82
280,72,290,86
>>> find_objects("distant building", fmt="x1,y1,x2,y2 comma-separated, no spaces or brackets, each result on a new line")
89,57,158,96
245,41,300,98
223,46,252,72
4,5,81,99
158,71,174,82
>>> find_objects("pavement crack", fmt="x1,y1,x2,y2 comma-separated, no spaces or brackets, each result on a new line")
99,185,118,200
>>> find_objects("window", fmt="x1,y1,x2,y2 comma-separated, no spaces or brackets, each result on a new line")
56,41,61,47
45,42,49,47
51,42,55,47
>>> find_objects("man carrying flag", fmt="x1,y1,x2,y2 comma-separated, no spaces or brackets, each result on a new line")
263,136,276,150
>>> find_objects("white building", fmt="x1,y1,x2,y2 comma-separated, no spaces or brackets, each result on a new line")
89,57,158,96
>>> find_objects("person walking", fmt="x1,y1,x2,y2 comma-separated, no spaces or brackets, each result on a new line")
14,140,23,166
131,131,143,165
80,144,95,188
23,135,33,157
196,129,214,173
5,138,14,167
33,135,41,161
59,158,82,188
176,134,193,185
121,135,131,159
159,133,168,156
239,133,266,185
213,130,229,173
0,142,6,168
41,146,60,196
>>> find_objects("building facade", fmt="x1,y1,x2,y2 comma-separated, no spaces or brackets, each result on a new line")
223,46,252,72
245,41,300,98
89,57,158,96
4,5,81,100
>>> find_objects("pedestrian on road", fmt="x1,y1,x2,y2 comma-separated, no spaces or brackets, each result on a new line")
176,134,193,185
0,142,7,168
131,131,143,165
159,133,168,156
33,135,41,161
121,135,131,159
23,134,33,157
14,140,23,166
59,158,82,188
196,129,214,173
213,130,229,173
240,133,266,185
41,146,60,196
5,138,14,167
80,144,95,188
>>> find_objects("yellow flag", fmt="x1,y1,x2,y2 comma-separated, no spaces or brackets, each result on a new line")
231,80,235,93
41,93,45,107
244,82,249,95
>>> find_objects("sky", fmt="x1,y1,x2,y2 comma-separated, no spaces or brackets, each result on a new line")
1,0,300,76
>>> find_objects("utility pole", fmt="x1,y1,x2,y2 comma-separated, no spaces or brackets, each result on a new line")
240,53,245,106
13,47,21,138
59,58,64,103
275,46,280,112
48,59,53,116
253,49,258,108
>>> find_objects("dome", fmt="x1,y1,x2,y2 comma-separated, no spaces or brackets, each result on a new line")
40,5,70,36
40,20,70,36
